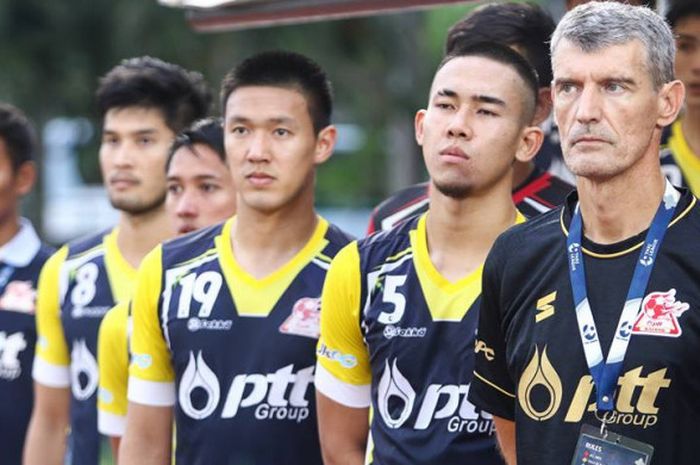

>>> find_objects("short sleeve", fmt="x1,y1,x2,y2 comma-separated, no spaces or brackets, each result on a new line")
97,302,129,436
468,238,517,420
32,246,71,387
127,246,175,406
315,242,371,408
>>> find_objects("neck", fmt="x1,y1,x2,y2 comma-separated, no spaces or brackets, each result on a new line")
231,189,318,279
426,177,517,281
512,161,535,190
681,107,700,156
116,205,171,269
576,160,665,245
0,214,20,249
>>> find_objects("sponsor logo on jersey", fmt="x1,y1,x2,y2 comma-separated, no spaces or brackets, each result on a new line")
535,291,556,323
377,358,494,434
178,351,314,423
632,289,689,338
0,331,27,380
474,340,495,361
187,317,232,332
132,353,152,369
0,281,36,313
518,345,671,429
382,325,427,339
279,297,321,339
70,339,99,401
316,343,358,368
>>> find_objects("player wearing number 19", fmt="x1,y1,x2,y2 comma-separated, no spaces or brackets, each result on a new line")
119,51,352,465
24,57,210,465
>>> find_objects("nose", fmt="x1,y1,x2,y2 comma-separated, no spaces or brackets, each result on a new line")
175,189,198,219
446,109,473,140
574,85,602,124
245,131,271,163
111,142,135,168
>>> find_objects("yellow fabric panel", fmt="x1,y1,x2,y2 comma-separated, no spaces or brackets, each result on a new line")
98,302,129,419
129,246,174,383
217,216,330,317
103,229,138,304
317,242,371,385
668,119,700,197
35,246,70,366
411,212,525,322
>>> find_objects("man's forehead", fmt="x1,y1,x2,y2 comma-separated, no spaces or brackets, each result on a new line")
430,56,521,99
552,39,648,76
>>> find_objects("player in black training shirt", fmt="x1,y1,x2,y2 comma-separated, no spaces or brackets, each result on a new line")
469,3,698,465
367,2,573,233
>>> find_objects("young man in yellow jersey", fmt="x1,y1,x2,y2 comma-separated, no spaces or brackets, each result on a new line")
24,57,210,465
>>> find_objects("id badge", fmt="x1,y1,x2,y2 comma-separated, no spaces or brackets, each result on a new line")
570,424,654,465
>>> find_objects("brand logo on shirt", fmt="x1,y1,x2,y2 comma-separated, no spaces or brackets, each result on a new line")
632,289,689,338
279,297,321,339
518,345,671,429
0,331,27,380
535,291,556,323
187,317,232,332
70,339,98,401
316,343,357,368
377,358,494,434
382,325,427,339
0,281,36,313
178,351,314,423
474,340,495,361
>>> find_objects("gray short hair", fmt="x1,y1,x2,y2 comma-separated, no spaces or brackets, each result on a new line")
551,1,675,89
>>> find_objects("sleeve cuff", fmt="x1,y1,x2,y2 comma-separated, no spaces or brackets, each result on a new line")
315,363,371,408
127,377,176,407
32,357,70,388
98,410,126,437
469,371,516,421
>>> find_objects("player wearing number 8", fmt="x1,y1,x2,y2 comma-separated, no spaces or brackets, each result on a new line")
315,43,543,465
24,57,210,465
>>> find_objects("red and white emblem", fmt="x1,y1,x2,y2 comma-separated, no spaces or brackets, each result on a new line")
279,297,321,339
632,289,689,338
0,281,36,314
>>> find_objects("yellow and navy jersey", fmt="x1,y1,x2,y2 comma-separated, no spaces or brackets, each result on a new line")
97,301,130,437
0,220,54,465
470,189,700,465
33,228,136,465
317,213,523,465
128,217,352,465
660,119,700,196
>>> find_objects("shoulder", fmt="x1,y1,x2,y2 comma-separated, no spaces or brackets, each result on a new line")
357,215,416,263
65,229,111,257
322,221,355,256
161,222,223,266
491,207,564,267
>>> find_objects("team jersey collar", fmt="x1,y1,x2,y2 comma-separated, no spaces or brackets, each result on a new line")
220,215,329,287
104,228,138,281
559,187,695,258
0,218,41,267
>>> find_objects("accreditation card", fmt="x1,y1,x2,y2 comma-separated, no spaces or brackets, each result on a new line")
570,424,654,465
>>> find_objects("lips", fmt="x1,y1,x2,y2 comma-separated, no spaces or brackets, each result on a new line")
571,136,610,146
245,172,275,187
178,224,197,235
109,174,139,189
439,146,470,162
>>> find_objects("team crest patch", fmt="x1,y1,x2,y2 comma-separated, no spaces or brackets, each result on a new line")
279,297,321,339
0,281,36,313
632,289,689,338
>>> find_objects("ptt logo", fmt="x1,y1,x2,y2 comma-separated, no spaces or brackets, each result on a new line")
518,345,670,429
377,359,494,435
70,339,98,401
178,351,314,423
0,331,27,380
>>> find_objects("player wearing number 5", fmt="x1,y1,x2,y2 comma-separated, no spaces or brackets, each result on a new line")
24,58,209,465
315,43,543,465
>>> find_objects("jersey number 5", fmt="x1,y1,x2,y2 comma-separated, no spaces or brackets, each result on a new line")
377,275,407,325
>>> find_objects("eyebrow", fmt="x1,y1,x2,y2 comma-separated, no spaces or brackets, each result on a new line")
167,174,221,182
436,88,506,107
226,115,296,125
553,76,637,86
103,128,158,136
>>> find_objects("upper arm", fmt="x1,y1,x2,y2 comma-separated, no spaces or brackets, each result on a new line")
98,302,130,436
33,247,71,388
468,239,517,420
128,247,175,406
316,242,371,407
316,390,369,465
119,401,173,465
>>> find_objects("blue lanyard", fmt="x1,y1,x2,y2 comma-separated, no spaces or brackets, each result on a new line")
566,180,679,412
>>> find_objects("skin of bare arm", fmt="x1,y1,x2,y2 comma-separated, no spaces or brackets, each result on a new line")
316,391,370,465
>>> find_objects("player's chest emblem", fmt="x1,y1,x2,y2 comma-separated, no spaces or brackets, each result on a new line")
632,288,690,338
279,297,320,339
0,281,36,314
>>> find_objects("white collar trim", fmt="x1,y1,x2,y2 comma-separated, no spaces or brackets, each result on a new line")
0,218,41,267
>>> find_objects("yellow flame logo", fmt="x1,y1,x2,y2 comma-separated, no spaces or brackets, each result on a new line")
517,346,562,421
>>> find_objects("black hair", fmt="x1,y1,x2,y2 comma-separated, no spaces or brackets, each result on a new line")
220,51,333,134
666,0,700,29
446,2,555,88
0,103,37,172
166,117,225,173
96,56,211,134
440,42,540,123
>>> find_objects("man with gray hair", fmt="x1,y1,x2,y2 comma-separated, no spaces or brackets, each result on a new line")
469,2,697,465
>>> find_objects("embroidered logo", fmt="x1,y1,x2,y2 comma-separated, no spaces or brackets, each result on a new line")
279,297,321,339
632,289,689,338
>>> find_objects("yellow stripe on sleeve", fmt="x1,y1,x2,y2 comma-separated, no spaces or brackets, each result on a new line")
317,242,371,386
97,302,129,436
34,246,70,369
